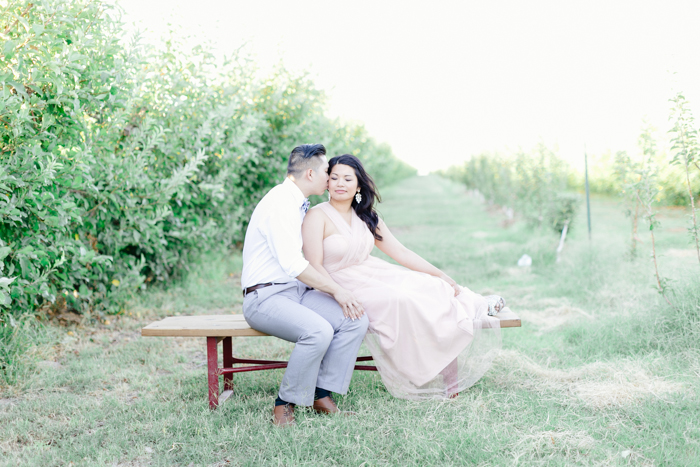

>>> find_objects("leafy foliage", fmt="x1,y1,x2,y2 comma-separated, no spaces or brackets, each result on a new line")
613,123,659,257
439,143,579,233
583,149,699,207
668,92,700,263
630,131,674,305
0,0,415,320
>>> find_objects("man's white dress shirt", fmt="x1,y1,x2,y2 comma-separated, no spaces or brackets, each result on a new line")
241,178,310,290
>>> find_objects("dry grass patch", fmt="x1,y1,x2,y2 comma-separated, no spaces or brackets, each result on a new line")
515,296,595,333
510,429,597,464
493,350,684,408
519,304,594,333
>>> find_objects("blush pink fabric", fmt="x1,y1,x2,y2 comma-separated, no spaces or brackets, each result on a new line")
315,202,502,400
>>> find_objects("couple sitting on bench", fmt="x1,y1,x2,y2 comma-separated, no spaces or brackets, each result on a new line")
242,144,503,427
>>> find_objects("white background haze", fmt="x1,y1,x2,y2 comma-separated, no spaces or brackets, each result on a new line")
117,0,700,175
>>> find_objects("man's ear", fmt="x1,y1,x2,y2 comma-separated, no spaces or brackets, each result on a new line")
305,168,315,181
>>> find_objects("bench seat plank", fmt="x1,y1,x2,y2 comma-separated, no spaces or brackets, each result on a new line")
142,315,266,337
141,308,520,337
496,308,521,328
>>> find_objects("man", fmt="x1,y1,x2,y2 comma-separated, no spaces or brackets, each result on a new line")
241,143,369,427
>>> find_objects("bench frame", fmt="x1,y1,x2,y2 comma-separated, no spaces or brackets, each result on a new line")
143,311,520,410
206,336,378,410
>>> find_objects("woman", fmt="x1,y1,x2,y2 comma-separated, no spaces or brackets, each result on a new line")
301,154,503,400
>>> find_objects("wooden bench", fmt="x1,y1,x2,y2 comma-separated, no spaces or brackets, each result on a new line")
141,309,521,409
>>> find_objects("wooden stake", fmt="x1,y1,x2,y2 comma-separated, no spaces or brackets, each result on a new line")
585,146,592,241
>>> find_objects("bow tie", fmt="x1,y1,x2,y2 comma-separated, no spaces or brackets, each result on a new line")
301,198,310,214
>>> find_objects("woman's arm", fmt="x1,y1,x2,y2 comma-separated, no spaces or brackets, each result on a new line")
375,219,461,295
301,209,336,284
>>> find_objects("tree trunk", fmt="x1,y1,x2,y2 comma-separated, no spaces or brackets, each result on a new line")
683,160,700,264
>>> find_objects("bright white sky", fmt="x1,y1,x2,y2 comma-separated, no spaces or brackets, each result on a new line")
117,0,700,174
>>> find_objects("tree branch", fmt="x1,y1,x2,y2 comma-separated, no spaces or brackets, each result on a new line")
3,2,33,35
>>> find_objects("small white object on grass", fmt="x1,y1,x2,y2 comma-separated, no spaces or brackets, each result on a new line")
37,361,63,370
517,254,532,267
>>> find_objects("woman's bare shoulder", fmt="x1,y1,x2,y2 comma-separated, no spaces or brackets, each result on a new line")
304,205,333,229
306,205,329,220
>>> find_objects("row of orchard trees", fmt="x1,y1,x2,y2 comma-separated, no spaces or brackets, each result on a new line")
585,116,700,208
614,96,700,304
439,143,579,235
441,95,700,304
442,121,699,244
0,0,415,318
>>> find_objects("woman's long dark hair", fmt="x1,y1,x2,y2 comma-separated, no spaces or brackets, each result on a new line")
328,154,383,240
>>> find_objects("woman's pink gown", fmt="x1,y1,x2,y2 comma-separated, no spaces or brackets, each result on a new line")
315,203,501,400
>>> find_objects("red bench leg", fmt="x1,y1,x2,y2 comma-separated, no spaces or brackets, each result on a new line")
205,336,376,409
207,337,219,409
223,337,234,391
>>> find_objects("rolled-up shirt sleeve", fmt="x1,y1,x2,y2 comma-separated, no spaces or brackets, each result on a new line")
260,204,309,278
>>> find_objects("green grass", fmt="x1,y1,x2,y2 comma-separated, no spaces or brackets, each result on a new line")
1,175,699,466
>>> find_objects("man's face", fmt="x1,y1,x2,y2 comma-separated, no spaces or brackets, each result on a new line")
311,156,329,196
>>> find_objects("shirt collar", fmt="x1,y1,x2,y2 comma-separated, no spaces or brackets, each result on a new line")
282,177,307,207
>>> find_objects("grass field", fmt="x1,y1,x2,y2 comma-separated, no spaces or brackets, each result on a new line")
1,175,699,466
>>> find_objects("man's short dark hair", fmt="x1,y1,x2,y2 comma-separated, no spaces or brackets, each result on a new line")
287,144,326,176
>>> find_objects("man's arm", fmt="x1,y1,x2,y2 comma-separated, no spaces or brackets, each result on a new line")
295,265,365,320
263,204,365,319
300,208,336,285
261,206,310,280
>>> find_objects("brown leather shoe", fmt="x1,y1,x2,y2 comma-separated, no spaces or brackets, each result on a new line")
312,396,356,416
272,404,296,427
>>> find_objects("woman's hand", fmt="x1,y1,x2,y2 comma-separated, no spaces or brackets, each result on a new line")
332,287,365,320
439,273,461,296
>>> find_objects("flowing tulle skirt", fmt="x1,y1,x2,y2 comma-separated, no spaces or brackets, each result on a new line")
330,255,501,400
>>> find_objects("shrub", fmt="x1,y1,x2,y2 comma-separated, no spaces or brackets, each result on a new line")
0,0,415,320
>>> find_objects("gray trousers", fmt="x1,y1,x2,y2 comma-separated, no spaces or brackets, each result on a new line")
242,281,369,406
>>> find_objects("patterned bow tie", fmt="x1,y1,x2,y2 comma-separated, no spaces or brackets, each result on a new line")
301,198,310,214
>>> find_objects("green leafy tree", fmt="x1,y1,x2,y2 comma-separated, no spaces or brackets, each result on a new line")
614,124,659,258
668,92,700,264
636,161,673,307
0,0,415,325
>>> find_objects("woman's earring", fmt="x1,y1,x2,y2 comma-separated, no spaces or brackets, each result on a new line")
328,191,331,201
355,191,362,203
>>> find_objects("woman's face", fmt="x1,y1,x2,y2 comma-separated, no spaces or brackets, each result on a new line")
328,163,359,202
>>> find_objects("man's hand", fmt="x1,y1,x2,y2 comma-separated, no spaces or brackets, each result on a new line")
332,287,365,320
296,265,365,320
